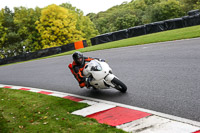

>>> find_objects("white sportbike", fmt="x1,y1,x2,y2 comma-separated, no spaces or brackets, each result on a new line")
83,60,127,93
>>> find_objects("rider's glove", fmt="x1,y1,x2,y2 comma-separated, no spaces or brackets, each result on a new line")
99,59,106,62
85,76,92,88
85,78,90,88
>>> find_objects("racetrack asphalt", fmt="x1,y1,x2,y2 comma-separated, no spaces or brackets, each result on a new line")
0,37,200,122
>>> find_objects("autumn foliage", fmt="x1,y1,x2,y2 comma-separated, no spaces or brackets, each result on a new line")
35,4,83,49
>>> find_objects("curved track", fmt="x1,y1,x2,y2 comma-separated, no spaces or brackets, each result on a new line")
1,38,200,122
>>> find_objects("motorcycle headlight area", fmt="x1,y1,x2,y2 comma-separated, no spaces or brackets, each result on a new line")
90,61,102,71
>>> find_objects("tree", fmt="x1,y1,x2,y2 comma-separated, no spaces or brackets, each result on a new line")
194,1,200,10
181,0,200,11
0,10,7,49
86,13,96,22
148,0,185,22
14,7,42,52
88,1,144,34
115,14,139,30
94,17,111,34
60,3,99,46
60,2,83,15
143,0,161,5
0,21,7,58
76,15,99,46
35,4,83,49
0,7,21,58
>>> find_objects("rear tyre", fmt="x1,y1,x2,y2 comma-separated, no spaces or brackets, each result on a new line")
111,78,127,93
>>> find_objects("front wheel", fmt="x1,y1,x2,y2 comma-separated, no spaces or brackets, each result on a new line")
111,78,127,93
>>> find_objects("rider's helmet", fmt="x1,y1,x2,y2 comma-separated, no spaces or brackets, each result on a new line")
72,51,84,65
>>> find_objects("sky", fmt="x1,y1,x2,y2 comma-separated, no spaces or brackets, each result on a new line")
0,0,132,15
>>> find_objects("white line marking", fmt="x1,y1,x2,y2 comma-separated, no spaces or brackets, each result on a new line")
117,115,199,133
49,93,69,98
79,100,98,105
72,103,116,117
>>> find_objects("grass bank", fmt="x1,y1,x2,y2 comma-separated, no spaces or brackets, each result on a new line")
0,88,125,133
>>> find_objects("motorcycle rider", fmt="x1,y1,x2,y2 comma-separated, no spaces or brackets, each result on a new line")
69,51,105,88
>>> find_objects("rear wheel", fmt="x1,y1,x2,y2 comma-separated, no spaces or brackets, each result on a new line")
111,78,127,93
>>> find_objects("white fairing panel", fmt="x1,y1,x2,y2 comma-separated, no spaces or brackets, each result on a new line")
82,60,116,89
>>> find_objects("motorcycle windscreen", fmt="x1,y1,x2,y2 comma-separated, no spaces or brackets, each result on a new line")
89,60,107,80
90,60,102,71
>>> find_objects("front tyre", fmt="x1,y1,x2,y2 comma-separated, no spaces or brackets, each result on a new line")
111,78,127,93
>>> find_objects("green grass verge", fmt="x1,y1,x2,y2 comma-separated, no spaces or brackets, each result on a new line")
0,88,126,133
1,25,200,67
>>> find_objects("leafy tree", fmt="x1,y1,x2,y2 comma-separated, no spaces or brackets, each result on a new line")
0,7,21,58
60,3,99,46
143,0,161,5
0,22,7,58
86,13,96,22
14,7,42,52
35,4,83,49
76,15,99,46
60,3,83,15
149,0,185,22
89,0,196,34
94,17,110,34
181,0,200,11
88,1,145,34
115,14,139,30
0,10,7,48
131,0,147,11
194,1,200,10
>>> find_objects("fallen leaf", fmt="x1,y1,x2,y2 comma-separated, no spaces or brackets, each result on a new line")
32,122,40,125
19,126,23,129
43,122,48,125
